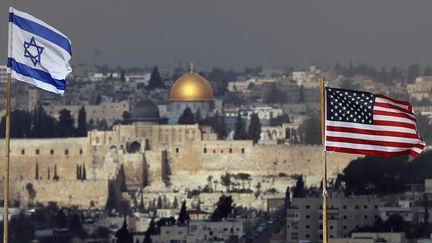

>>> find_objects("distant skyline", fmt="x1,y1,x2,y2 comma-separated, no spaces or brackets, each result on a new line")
2,1,432,71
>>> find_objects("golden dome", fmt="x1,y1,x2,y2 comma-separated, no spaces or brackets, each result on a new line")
169,72,214,101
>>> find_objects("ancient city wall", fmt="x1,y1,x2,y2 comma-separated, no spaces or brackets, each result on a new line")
0,180,109,209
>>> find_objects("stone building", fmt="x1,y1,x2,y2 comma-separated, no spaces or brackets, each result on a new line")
286,192,384,243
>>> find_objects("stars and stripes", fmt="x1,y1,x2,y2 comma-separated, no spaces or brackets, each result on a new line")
325,87,425,157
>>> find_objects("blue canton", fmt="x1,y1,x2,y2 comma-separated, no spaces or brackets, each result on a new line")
23,36,44,66
326,87,375,124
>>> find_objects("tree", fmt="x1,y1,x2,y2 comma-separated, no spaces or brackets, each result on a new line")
298,85,305,102
298,117,321,145
146,218,158,235
35,162,39,180
31,106,56,138
157,195,163,209
115,217,133,243
285,186,291,208
270,114,291,126
55,209,67,228
76,106,87,137
122,111,132,124
178,108,195,124
147,66,164,90
207,68,237,96
292,175,306,198
407,64,420,83
210,195,233,221
247,113,261,144
0,110,32,138
416,114,432,145
96,119,109,131
76,164,80,180
82,164,87,180
142,232,152,243
53,164,59,181
172,196,179,209
178,200,190,225
233,113,247,140
220,173,232,192
207,175,213,192
57,109,76,137
26,183,36,206
265,85,288,104
138,193,145,213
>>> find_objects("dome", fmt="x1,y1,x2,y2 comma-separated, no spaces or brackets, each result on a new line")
169,72,214,101
130,99,160,121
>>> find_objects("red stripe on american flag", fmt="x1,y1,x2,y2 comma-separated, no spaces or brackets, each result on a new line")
326,136,425,149
374,102,412,115
325,146,421,158
373,120,416,129
373,110,416,122
375,94,413,112
326,126,421,139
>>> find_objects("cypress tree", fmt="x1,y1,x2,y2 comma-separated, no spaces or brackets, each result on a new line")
247,113,261,144
233,113,247,140
76,106,87,137
82,164,87,180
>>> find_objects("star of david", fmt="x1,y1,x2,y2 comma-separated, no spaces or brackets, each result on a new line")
23,36,44,66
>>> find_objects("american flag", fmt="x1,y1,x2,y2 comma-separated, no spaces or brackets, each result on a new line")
325,87,425,157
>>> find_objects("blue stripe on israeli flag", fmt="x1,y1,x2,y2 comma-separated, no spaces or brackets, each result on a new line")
9,12,72,55
8,7,71,95
8,58,65,94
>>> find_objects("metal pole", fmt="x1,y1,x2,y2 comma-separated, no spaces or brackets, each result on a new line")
3,72,11,243
320,78,328,243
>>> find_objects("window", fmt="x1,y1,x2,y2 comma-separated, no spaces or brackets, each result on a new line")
241,148,245,153
364,205,368,209
50,149,54,155
364,215,368,219
35,149,39,155
306,234,310,238
305,205,310,209
175,148,179,153
343,205,347,209
65,149,69,155
21,149,25,155
343,215,347,219
80,149,83,155
203,148,207,153
229,148,233,153
305,215,310,219
305,225,310,229
330,225,333,229
355,205,359,209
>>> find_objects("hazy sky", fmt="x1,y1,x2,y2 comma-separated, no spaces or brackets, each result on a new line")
2,1,432,70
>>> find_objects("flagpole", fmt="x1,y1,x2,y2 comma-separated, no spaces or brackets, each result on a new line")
320,77,328,243
4,8,13,243
3,72,11,243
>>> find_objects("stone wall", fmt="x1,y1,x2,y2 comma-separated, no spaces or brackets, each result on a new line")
0,180,108,209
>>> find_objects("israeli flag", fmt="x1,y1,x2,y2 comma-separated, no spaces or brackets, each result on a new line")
7,7,72,95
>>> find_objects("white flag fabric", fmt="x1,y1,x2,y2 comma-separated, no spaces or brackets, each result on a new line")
7,7,72,95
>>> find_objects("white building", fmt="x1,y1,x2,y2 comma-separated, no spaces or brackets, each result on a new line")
286,192,384,243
